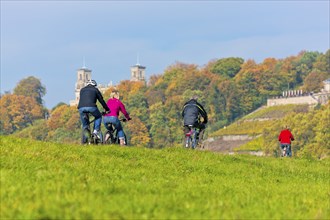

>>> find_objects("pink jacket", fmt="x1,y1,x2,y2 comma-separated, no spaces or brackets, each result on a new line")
104,98,130,119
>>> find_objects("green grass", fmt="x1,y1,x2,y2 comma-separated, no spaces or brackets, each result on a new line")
1,136,329,219
234,136,264,152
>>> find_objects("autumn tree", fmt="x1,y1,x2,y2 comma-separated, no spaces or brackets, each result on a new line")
165,95,186,144
210,57,244,78
13,76,46,105
6,50,328,150
302,70,328,93
0,94,44,134
149,102,172,148
302,50,330,92
47,105,80,131
126,92,149,126
46,105,81,143
204,81,226,131
124,117,150,147
236,70,263,115
116,80,146,103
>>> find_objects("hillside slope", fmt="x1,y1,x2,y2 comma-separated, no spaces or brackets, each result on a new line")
203,104,310,154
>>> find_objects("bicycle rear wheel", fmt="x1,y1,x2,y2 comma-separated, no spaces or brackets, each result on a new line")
82,128,90,144
185,136,191,148
191,129,197,149
103,131,114,144
92,132,103,145
184,126,194,148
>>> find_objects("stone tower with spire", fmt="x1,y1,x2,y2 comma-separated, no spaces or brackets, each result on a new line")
130,54,146,82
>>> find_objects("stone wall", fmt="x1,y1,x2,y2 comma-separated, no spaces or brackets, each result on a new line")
203,135,257,152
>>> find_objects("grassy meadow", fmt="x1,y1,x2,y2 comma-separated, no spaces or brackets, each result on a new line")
1,136,329,219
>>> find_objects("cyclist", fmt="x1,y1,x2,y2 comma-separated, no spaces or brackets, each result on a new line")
77,79,110,140
103,91,131,145
182,95,208,145
278,125,295,157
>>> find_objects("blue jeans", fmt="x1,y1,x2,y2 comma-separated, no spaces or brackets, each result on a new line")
78,107,102,131
103,116,125,138
280,143,292,157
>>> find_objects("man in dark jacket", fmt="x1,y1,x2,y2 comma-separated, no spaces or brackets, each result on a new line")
78,79,110,139
182,95,208,143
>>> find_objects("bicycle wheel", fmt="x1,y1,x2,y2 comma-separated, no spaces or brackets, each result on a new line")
82,128,90,144
104,131,114,144
124,134,128,146
185,136,191,148
191,129,197,149
92,132,103,145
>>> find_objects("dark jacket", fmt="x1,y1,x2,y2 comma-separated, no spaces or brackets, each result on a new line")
77,85,109,111
182,99,208,126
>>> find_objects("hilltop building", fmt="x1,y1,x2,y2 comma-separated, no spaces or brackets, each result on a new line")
267,79,330,107
70,63,146,106
130,63,146,82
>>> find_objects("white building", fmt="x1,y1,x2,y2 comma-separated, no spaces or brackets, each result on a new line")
267,78,330,107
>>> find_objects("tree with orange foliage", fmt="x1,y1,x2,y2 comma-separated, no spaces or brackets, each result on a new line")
47,105,80,131
125,117,150,147
116,80,146,103
13,76,46,105
46,104,80,143
0,94,44,134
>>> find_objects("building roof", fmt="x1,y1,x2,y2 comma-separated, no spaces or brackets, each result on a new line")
131,64,146,69
78,67,91,71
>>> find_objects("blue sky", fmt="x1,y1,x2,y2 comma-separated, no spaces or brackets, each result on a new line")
1,1,329,109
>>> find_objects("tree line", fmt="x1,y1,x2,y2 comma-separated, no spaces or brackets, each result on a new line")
1,50,329,156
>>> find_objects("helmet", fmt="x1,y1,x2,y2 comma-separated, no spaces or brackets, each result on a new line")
86,79,97,87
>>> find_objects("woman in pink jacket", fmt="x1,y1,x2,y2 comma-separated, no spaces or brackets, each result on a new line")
103,91,131,145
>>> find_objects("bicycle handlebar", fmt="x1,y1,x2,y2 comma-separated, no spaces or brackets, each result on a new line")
120,118,131,122
101,111,109,115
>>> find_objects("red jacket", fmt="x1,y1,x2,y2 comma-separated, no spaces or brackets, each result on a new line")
278,129,294,144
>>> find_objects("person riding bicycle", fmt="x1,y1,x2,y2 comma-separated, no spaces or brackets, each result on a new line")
103,91,131,146
182,95,208,145
77,79,110,140
278,125,294,157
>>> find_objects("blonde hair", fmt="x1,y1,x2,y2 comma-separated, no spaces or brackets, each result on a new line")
110,91,119,99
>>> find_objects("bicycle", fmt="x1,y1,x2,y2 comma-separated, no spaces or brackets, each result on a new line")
103,118,128,145
184,125,200,149
81,112,103,145
280,144,292,157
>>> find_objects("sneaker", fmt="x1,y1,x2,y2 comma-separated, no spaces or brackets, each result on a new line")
119,137,126,146
93,130,101,140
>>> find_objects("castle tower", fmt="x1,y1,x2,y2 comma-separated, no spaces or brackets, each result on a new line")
130,64,146,82
70,66,92,106
130,55,146,82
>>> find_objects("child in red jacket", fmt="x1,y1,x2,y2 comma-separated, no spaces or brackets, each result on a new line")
278,126,295,157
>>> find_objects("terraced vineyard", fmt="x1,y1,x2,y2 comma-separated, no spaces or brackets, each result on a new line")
205,104,311,154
